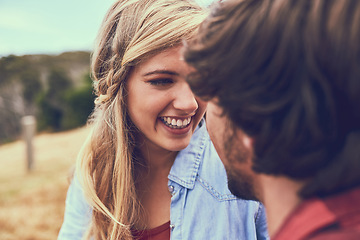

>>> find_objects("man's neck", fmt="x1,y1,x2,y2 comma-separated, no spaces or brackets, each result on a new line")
258,175,305,237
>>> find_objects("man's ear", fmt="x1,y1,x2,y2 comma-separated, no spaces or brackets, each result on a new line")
243,134,253,149
235,128,253,150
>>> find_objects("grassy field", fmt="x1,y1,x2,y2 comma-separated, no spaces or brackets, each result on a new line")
0,126,90,240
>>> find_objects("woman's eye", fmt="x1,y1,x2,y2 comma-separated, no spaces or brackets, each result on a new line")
148,78,174,86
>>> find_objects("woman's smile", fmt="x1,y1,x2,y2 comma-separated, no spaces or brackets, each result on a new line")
159,116,192,129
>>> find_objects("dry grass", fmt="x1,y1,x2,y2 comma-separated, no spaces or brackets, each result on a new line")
0,126,90,240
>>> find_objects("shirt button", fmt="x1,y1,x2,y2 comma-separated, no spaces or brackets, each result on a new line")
170,224,175,230
168,185,175,194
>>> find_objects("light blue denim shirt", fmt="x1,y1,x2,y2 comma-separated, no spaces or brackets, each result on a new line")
58,119,269,239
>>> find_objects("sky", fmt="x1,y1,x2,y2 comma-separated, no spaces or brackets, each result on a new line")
0,0,214,57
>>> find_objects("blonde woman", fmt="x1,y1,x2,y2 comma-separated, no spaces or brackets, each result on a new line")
58,0,268,239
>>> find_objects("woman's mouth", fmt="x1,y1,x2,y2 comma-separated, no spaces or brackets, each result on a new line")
160,117,192,129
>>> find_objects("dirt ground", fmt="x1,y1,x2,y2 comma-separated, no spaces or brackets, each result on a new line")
0,126,90,240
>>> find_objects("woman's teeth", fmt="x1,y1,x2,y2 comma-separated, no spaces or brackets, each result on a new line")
160,117,192,129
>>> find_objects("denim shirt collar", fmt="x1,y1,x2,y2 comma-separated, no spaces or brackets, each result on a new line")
168,119,207,189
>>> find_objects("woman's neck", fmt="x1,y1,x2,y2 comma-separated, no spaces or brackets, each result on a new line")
135,143,176,229
138,139,178,171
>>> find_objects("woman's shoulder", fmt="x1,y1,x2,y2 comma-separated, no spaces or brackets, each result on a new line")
188,122,241,201
58,175,92,239
196,137,240,201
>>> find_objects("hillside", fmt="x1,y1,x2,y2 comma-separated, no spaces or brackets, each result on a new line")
0,126,90,240
0,51,92,144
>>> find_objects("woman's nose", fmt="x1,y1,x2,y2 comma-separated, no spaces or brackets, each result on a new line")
172,82,198,114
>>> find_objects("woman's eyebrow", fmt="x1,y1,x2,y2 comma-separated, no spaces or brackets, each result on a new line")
143,70,179,76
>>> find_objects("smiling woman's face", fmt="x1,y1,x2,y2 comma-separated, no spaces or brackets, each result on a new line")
126,46,207,154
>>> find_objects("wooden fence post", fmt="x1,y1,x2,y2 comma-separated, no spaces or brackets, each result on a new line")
21,115,36,172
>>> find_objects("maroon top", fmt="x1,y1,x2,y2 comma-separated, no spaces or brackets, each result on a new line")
132,221,170,240
273,187,360,240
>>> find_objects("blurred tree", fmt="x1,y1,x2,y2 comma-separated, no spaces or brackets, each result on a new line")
0,55,26,85
47,68,72,99
37,68,72,131
62,73,95,129
20,69,42,103
36,92,63,131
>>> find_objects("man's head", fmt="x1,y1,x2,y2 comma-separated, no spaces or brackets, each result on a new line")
185,0,360,199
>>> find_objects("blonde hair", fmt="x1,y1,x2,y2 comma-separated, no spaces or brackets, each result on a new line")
76,0,207,239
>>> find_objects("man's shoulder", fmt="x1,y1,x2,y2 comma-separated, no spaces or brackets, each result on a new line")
273,187,360,240
309,230,360,240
